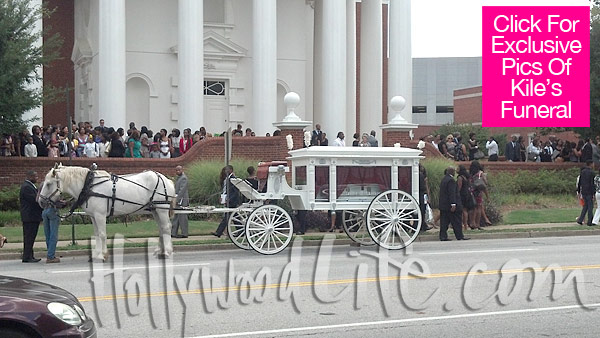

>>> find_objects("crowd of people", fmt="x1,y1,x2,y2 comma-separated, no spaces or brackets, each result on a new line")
0,120,270,159
427,132,600,164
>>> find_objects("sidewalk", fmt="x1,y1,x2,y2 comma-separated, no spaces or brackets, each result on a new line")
1,222,598,260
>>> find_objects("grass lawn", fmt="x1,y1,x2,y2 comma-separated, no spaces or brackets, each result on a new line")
0,220,218,243
502,208,582,225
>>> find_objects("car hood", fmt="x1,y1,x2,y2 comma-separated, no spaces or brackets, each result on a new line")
0,275,79,304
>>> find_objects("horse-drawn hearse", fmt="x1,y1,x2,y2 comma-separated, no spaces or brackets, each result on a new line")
38,146,423,259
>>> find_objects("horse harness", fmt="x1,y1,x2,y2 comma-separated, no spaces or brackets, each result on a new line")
68,169,172,217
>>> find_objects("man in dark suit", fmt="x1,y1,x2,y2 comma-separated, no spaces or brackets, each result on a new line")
438,167,469,241
581,138,594,163
31,126,48,157
577,160,595,226
311,124,323,146
171,166,190,238
20,171,43,262
505,135,519,162
213,165,240,237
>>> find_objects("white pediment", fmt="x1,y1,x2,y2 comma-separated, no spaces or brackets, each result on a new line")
204,31,247,59
170,31,247,60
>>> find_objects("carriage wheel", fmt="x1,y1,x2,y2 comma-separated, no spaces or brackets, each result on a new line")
366,190,422,250
245,205,293,255
342,210,375,246
227,209,252,250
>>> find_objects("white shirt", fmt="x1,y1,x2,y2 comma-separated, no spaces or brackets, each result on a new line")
25,143,37,157
84,142,98,158
485,140,498,156
97,142,107,158
333,138,346,147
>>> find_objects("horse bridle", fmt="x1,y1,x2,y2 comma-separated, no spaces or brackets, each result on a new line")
39,175,62,205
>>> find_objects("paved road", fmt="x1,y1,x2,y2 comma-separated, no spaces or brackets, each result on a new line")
2,235,600,337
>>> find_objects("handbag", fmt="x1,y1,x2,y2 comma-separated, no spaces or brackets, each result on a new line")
474,150,485,159
472,172,486,191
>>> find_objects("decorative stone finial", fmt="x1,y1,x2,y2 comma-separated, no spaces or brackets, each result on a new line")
388,95,409,124
283,92,301,122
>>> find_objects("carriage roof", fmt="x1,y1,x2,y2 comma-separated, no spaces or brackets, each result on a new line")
287,146,423,162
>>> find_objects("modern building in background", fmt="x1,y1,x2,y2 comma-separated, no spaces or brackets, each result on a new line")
412,57,482,126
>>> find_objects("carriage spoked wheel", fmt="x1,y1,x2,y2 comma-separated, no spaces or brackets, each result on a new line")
342,210,375,246
245,205,293,255
227,209,252,250
366,190,422,250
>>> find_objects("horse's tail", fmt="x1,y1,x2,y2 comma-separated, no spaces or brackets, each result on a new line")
169,198,176,218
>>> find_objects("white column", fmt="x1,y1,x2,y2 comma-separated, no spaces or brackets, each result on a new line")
389,0,412,123
99,0,126,129
313,0,323,129
360,0,382,141
322,0,347,141
178,0,204,132
253,0,277,136
23,0,43,129
346,0,357,137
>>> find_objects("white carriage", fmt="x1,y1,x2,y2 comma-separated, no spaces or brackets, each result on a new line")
226,146,424,255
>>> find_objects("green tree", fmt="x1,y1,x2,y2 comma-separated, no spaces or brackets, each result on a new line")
0,0,62,135
573,0,600,139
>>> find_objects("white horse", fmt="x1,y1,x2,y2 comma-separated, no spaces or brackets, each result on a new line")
39,164,176,260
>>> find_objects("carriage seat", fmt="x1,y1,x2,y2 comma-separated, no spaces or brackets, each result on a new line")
231,178,264,201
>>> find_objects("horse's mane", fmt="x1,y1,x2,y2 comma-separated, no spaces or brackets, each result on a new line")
55,166,110,188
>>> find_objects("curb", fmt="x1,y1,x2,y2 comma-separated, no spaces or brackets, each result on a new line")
1,230,600,261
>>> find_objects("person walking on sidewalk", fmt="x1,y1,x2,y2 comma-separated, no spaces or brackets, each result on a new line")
212,165,240,237
592,173,600,225
438,167,469,241
577,160,596,226
20,171,43,263
171,166,189,238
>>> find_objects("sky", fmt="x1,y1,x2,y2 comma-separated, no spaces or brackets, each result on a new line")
411,0,591,58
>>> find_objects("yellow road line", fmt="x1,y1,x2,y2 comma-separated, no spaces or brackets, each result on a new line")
78,263,600,303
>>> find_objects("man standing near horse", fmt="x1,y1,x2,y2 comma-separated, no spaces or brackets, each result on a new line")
41,195,66,263
20,171,43,263
171,165,189,238
212,165,240,237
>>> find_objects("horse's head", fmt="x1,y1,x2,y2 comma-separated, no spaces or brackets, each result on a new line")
39,163,63,207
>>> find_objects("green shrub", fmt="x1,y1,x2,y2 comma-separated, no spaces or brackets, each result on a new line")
488,168,579,196
483,202,503,225
0,186,20,211
421,157,455,209
0,210,21,227
186,159,263,205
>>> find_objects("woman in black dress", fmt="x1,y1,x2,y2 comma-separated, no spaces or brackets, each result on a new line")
457,165,476,230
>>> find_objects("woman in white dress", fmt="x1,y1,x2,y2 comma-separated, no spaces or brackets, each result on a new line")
159,128,172,158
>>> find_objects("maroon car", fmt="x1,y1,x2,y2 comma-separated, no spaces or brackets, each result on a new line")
0,275,96,338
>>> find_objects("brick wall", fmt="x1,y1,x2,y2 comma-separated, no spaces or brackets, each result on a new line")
43,0,75,126
0,136,289,188
1,134,582,188
454,86,482,124
382,130,412,147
